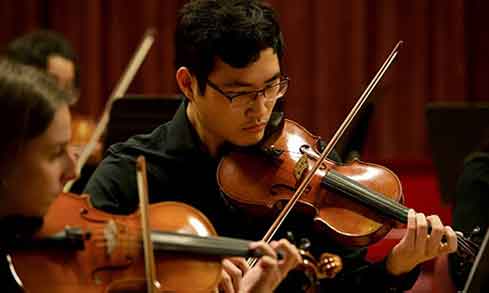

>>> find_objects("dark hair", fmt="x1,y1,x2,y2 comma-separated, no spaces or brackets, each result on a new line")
175,0,284,94
0,59,75,166
5,30,79,87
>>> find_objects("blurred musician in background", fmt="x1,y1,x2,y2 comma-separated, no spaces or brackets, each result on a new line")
5,30,78,101
4,29,102,189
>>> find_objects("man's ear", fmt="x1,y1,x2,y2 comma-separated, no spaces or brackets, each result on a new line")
176,67,197,102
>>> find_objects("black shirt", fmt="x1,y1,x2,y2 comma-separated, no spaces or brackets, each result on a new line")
452,152,489,235
84,100,419,292
450,152,489,289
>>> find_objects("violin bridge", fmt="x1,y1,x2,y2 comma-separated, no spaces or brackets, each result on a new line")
294,153,309,181
104,220,119,255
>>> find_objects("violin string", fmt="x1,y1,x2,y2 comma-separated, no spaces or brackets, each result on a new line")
368,198,479,256
107,227,250,253
465,237,481,250
283,148,411,221
458,237,478,256
86,216,337,259
457,239,471,253
325,172,482,257
325,171,409,221
457,239,476,257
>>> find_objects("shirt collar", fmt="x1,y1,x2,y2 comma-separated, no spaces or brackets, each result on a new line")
164,98,206,157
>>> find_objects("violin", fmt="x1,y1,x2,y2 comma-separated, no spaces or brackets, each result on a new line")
219,119,403,246
217,41,479,268
9,192,261,292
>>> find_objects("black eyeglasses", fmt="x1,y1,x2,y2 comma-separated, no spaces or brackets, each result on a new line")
206,75,289,109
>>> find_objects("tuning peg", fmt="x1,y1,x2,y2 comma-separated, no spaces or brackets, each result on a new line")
299,237,311,251
470,226,481,238
285,231,296,244
318,252,343,279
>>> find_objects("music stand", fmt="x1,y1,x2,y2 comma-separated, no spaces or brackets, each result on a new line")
462,227,489,292
104,95,182,150
425,102,489,203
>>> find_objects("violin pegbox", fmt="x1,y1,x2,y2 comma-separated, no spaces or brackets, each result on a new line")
285,231,343,289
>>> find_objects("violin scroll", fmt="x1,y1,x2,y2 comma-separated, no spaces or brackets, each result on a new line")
297,249,343,289
285,232,343,290
316,252,342,279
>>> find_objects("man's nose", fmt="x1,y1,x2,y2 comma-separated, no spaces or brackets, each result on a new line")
248,92,268,116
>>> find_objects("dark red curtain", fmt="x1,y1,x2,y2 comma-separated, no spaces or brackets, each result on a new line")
1,0,488,162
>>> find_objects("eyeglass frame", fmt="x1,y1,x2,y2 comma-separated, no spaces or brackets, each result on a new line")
205,75,289,106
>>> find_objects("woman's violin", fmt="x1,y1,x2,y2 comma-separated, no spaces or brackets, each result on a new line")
10,156,262,292
9,191,267,292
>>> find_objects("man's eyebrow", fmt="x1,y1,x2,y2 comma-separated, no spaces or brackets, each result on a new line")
222,72,282,88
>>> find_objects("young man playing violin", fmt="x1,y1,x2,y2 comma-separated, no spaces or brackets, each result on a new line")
84,0,457,291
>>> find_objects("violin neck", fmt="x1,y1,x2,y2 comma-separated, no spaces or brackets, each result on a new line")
321,170,482,260
4,228,87,251
150,231,260,258
321,170,409,223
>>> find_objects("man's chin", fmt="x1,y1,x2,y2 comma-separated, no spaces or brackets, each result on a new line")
234,132,265,147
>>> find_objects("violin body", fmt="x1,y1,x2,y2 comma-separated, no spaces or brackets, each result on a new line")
11,193,222,292
218,119,404,247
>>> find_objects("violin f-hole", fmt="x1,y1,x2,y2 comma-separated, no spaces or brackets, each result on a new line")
80,207,109,224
